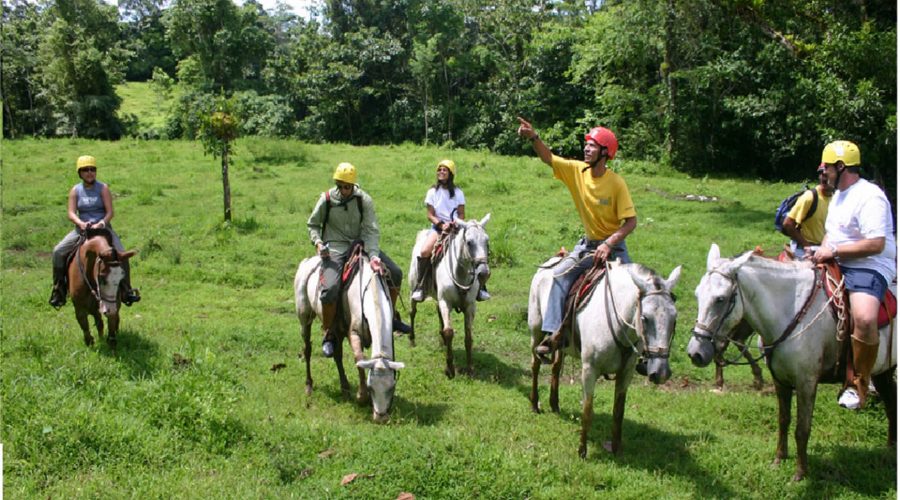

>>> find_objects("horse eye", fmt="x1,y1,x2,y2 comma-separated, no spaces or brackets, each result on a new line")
715,297,725,303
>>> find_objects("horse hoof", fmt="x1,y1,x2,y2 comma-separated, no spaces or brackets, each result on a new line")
409,338,416,348
578,446,587,459
305,385,313,396
445,367,455,379
84,336,94,346
791,472,805,482
602,441,620,454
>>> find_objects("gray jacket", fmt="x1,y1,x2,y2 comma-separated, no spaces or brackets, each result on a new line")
307,186,380,256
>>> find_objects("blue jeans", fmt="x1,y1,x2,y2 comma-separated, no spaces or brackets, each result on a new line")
541,238,631,334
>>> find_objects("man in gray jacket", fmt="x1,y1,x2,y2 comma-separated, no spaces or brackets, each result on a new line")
307,162,411,357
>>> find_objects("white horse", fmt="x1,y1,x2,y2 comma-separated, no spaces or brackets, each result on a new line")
529,256,682,457
408,214,491,378
686,243,896,481
294,253,405,423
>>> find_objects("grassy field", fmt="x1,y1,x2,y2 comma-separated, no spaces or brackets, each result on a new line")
1,137,895,498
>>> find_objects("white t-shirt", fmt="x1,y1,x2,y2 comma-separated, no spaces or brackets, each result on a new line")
424,186,465,223
825,178,897,284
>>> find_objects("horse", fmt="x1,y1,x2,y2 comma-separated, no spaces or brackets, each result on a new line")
528,256,682,457
68,232,137,348
294,252,404,423
713,319,766,391
686,243,896,481
407,214,490,379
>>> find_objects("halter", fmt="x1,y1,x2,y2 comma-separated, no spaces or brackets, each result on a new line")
690,270,739,346
602,261,676,361
446,224,487,292
76,242,121,304
356,263,400,396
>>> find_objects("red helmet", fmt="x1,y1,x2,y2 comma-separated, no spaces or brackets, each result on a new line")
585,126,618,160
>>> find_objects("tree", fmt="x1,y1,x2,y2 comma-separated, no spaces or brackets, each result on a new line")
199,97,239,223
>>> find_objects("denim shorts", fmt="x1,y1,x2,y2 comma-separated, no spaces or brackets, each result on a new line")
840,266,888,300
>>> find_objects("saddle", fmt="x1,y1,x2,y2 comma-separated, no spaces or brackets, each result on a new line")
555,252,608,353
430,225,459,265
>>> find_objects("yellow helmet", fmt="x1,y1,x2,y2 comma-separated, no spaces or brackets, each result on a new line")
437,159,457,177
821,141,860,167
76,155,97,173
333,162,358,184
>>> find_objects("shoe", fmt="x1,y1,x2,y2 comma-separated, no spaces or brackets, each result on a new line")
838,387,860,410
322,340,335,358
476,289,491,301
49,289,66,309
410,289,425,302
393,318,412,335
123,289,141,306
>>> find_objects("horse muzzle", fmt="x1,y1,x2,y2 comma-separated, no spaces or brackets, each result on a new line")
645,358,671,384
686,331,715,367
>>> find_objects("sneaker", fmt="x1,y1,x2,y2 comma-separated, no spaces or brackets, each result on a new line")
123,289,141,306
322,340,335,358
393,318,412,335
410,289,426,302
476,289,491,301
838,387,860,410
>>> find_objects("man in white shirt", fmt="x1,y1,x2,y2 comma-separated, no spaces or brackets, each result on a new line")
813,140,896,409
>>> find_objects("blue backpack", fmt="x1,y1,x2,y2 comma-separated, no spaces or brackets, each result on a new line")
774,186,818,233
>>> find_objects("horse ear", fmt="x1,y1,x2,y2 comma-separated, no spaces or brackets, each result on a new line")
665,265,682,292
120,250,138,260
478,213,491,227
707,244,721,271
625,266,651,294
356,359,377,369
387,361,405,370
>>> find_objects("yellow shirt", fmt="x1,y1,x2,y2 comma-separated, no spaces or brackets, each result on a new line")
551,155,636,240
786,184,831,245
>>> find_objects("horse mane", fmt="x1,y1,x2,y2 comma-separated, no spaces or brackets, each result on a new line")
746,252,814,271
618,262,668,289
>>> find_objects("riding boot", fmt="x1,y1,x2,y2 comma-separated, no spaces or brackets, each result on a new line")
410,256,431,303
49,265,68,308
389,287,412,334
120,259,141,306
321,302,338,358
851,335,879,409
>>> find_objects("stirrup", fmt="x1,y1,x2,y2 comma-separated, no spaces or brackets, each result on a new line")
476,289,491,301
410,289,426,302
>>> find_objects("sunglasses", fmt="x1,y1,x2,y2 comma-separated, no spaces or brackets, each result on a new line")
80,167,97,172
336,183,353,191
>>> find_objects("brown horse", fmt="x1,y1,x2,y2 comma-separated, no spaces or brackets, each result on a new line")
68,233,136,347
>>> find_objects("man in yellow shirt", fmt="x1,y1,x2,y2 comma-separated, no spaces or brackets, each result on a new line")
782,163,833,259
517,117,637,359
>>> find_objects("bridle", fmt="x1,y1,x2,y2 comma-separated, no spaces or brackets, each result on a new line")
446,224,488,292
76,241,121,304
356,263,399,413
690,270,739,346
603,262,677,362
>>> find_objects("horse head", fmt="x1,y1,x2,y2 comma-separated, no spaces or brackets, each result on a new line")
82,236,136,315
625,264,682,384
356,357,405,423
458,213,491,283
687,243,753,367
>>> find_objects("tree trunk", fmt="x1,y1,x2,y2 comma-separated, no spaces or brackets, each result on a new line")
222,144,232,222
663,0,678,163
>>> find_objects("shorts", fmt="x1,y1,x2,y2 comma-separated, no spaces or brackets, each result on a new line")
840,266,888,300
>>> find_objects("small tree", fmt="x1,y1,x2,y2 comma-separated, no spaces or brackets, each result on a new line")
199,96,238,223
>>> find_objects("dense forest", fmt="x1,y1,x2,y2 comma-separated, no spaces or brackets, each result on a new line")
2,0,896,191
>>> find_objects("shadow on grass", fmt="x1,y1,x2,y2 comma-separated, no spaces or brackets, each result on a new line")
97,327,161,379
803,444,897,497
553,406,738,498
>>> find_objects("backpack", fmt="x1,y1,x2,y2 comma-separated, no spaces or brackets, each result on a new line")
774,186,818,233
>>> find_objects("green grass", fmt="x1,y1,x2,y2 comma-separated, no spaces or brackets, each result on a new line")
1,138,895,498
116,81,173,136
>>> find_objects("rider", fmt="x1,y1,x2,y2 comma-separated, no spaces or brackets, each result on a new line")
517,117,637,359
812,140,896,409
49,155,140,308
307,162,412,358
782,163,833,259
410,159,490,303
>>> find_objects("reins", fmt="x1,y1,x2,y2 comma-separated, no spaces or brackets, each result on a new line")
75,235,120,303
446,225,485,292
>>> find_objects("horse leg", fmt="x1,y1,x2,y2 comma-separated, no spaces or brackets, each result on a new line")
772,379,793,467
461,306,475,376
530,351,542,413
409,301,417,347
549,350,563,413
93,310,105,341
438,301,455,379
714,355,725,390
349,333,369,405
300,320,313,396
791,382,818,481
332,334,352,399
746,353,765,390
75,308,94,346
606,375,629,455
579,367,597,459
872,370,896,446
106,312,119,349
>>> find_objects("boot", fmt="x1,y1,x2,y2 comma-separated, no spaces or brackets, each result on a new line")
477,284,491,301
49,265,68,308
120,260,141,306
410,256,431,303
534,331,556,365
389,287,412,334
851,335,879,409
321,302,337,358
